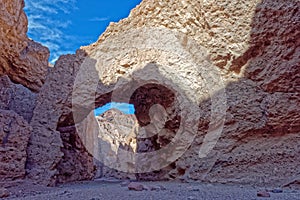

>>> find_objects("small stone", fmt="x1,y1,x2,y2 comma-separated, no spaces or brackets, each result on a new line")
149,185,167,191
158,185,167,190
143,185,151,191
150,185,161,191
95,177,122,183
271,188,283,193
120,180,131,187
187,186,200,191
257,190,271,198
0,188,10,198
187,196,196,200
128,182,144,191
3,125,9,133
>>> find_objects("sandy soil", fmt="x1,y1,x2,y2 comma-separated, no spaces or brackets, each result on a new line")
2,179,300,200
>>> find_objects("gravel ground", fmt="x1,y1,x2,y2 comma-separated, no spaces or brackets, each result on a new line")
4,180,300,200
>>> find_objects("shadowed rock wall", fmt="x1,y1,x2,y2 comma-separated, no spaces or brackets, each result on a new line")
0,0,49,185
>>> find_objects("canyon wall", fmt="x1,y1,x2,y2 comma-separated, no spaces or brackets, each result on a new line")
78,0,300,186
0,0,299,188
0,0,49,92
29,0,299,187
0,0,49,186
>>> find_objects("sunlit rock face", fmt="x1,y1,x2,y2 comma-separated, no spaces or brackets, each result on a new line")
0,0,49,92
96,109,138,153
27,0,300,187
94,109,138,179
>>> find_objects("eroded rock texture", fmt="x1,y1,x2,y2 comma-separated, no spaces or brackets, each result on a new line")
26,52,96,186
0,0,49,92
0,109,31,181
90,109,138,180
0,75,37,122
0,0,49,185
27,0,300,187
56,125,95,183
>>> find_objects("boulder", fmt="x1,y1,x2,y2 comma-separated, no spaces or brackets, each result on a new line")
127,182,144,191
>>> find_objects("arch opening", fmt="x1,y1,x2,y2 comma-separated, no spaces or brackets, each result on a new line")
94,102,135,116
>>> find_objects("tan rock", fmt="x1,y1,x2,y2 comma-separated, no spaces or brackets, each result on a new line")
91,0,298,185
27,0,300,187
0,0,49,92
94,109,138,179
257,190,271,198
26,51,92,186
128,182,144,191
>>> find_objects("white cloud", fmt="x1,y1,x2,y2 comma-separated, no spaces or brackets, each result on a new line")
89,17,109,22
27,1,58,14
50,50,74,64
24,0,78,64
25,0,77,14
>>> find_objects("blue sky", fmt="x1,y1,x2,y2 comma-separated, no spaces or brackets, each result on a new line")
24,0,142,64
94,102,135,116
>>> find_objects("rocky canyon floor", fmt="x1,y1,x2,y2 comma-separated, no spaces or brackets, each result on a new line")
3,179,300,200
